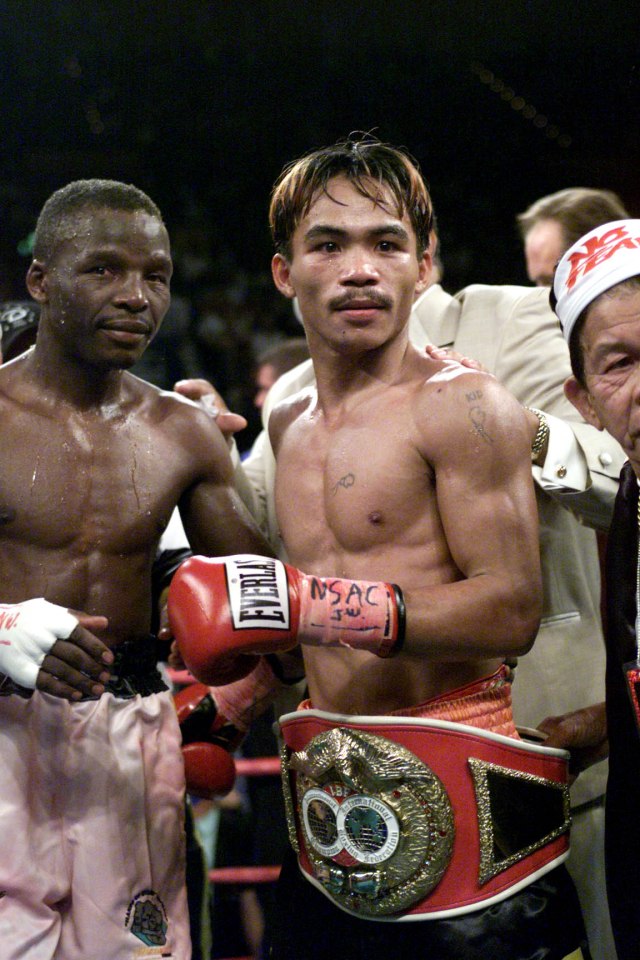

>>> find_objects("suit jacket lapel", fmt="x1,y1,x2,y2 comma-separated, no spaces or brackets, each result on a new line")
410,284,460,348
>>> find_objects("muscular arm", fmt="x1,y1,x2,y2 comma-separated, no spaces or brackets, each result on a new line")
404,373,542,658
415,285,624,529
175,403,275,559
172,377,262,520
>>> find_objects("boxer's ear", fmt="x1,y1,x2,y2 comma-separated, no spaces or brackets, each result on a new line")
272,253,295,300
26,261,49,304
564,376,604,430
415,248,432,296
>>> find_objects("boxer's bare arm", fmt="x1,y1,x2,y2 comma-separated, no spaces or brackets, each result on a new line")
424,346,544,459
174,401,274,558
169,383,260,520
403,372,542,658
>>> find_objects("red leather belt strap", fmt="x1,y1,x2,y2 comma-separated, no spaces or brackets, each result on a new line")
279,709,571,921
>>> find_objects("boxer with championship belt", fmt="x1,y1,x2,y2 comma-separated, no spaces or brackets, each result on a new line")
168,137,591,960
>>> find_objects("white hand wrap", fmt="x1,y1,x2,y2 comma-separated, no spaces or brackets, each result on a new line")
0,598,78,689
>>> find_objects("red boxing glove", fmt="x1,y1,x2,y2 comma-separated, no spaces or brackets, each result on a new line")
168,554,405,686
182,742,236,799
173,656,289,797
174,682,239,798
175,681,246,751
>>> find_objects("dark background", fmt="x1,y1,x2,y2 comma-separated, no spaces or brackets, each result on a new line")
1,1,639,292
1,0,639,441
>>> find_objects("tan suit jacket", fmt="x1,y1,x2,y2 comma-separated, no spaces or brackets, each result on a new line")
242,283,626,806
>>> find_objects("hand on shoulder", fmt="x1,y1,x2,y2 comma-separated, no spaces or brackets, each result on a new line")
172,378,247,438
424,344,491,376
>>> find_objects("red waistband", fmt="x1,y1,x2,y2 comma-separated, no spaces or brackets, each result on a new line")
279,708,570,921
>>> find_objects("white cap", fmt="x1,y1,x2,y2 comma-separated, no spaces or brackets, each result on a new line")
553,219,640,343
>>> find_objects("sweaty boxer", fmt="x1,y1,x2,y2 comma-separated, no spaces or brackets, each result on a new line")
168,137,591,959
0,179,273,960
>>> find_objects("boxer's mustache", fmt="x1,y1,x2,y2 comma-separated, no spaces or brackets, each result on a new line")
329,292,393,310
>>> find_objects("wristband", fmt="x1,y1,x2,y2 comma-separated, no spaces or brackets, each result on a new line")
0,598,78,689
298,577,405,658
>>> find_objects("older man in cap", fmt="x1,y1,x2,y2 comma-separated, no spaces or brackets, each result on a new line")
553,219,640,960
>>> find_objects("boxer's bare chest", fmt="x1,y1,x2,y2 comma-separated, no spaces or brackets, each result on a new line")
0,400,175,554
275,389,437,568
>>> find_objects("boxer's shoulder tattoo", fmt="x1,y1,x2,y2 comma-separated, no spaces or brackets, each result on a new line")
332,472,355,495
465,390,493,445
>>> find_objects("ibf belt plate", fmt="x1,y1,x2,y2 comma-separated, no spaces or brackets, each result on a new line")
285,727,454,917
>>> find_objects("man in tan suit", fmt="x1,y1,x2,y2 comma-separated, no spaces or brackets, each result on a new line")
221,277,623,960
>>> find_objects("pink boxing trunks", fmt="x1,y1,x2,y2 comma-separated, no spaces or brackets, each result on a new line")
0,683,190,960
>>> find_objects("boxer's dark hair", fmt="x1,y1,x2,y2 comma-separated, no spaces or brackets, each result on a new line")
269,135,433,259
33,179,164,261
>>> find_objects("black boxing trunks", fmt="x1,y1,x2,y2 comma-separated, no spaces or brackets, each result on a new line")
269,847,589,960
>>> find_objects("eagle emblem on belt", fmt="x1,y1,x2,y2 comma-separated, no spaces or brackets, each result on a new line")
283,727,454,917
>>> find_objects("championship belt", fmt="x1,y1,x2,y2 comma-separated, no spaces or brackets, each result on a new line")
279,709,571,921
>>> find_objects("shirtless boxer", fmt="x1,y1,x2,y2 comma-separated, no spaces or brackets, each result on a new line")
169,139,590,959
0,179,276,960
